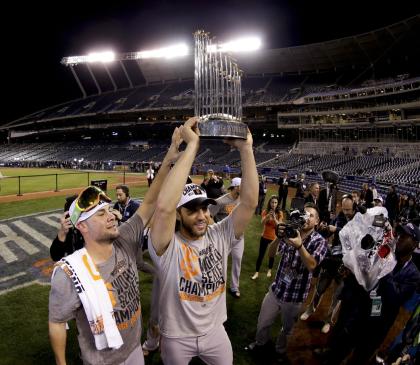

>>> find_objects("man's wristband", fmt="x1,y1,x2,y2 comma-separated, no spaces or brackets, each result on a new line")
296,243,303,250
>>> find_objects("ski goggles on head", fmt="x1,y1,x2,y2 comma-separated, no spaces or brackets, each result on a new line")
70,186,112,225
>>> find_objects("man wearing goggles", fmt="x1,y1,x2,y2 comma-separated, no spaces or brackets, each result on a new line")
69,185,113,226
49,127,182,365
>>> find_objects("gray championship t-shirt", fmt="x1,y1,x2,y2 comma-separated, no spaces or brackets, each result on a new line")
49,214,144,365
149,215,236,338
209,193,240,223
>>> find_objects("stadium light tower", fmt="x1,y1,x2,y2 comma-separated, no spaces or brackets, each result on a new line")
61,44,190,66
60,36,261,98
63,51,116,65
61,44,191,98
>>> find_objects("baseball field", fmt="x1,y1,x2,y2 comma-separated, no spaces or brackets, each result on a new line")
0,169,405,365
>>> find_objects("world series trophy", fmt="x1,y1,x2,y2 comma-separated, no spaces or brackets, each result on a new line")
194,30,248,139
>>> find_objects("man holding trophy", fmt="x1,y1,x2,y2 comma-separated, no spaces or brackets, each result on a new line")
147,31,258,365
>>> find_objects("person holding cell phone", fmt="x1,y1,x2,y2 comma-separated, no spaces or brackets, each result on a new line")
50,195,85,262
251,195,283,280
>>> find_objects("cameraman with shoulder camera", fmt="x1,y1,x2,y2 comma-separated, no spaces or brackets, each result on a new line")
246,202,328,363
301,195,358,333
318,223,420,365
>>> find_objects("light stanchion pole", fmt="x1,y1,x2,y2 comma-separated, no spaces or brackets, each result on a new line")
55,174,59,192
17,176,22,196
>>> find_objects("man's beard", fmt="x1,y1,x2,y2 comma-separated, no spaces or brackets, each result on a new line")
180,218,207,239
97,229,120,244
301,223,314,233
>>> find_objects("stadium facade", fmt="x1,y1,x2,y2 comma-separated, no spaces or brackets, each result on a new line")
0,15,419,196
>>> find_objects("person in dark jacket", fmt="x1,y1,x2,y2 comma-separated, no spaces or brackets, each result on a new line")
383,302,420,365
319,223,420,365
295,173,307,199
50,195,84,261
278,171,290,210
361,182,374,209
305,182,320,206
399,196,420,222
385,185,399,226
113,184,140,222
318,183,338,224
256,175,268,215
200,169,224,199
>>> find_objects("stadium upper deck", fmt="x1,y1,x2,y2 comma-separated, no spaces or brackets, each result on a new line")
1,14,419,141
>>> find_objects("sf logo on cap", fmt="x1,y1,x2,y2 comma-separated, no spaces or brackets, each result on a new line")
183,184,204,196
193,187,203,195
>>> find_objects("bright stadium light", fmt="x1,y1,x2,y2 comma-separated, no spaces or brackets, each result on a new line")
135,43,189,59
208,36,261,53
87,51,115,63
63,50,115,65
62,44,189,65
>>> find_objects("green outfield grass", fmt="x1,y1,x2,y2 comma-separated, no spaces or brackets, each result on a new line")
0,168,142,196
0,216,278,365
0,185,150,220
0,184,286,364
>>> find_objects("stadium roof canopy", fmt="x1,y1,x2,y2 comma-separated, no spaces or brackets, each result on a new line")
80,14,420,84
237,13,420,75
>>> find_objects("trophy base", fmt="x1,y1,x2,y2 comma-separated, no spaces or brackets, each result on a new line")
198,119,248,139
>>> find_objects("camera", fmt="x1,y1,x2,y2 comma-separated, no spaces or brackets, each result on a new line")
372,214,386,228
276,209,310,239
276,197,309,239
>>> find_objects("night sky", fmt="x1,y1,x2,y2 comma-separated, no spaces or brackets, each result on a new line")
2,0,419,123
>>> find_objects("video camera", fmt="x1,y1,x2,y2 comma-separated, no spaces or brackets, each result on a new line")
276,197,309,239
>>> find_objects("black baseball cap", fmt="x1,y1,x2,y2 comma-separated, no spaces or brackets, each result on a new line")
396,223,420,243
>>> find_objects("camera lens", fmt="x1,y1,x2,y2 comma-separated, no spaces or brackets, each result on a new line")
285,226,298,238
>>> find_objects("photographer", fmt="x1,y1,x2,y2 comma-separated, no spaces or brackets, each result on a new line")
200,168,224,199
50,195,84,261
300,195,357,333
246,202,327,363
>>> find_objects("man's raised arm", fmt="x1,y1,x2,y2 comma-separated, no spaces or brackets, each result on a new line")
228,129,259,238
137,127,182,225
151,117,200,255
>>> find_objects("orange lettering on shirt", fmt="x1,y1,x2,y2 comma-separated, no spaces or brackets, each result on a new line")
105,282,117,307
180,243,200,280
224,204,236,215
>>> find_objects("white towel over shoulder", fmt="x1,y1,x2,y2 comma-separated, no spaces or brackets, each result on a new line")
53,247,123,350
